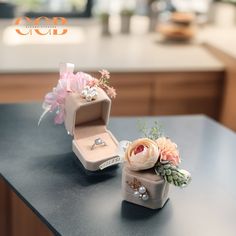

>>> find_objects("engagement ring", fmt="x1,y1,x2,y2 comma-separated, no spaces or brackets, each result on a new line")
91,138,107,150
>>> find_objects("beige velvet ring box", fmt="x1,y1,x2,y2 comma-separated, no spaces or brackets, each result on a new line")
122,166,170,209
64,88,118,171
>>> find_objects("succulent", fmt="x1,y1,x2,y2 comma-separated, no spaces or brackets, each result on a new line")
155,162,191,187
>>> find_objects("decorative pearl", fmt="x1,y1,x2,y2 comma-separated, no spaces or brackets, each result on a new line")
138,186,146,194
142,194,149,201
90,87,97,92
81,90,87,97
86,95,92,102
82,86,98,102
90,91,98,100
133,191,140,198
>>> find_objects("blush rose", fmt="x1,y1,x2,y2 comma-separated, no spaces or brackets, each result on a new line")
125,138,159,171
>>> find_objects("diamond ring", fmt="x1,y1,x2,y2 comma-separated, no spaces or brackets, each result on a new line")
91,138,107,150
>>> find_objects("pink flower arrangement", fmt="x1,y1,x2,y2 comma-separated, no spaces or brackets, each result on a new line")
123,137,180,171
120,121,190,188
97,69,116,98
106,86,117,99
99,69,110,79
156,137,181,166
38,64,116,125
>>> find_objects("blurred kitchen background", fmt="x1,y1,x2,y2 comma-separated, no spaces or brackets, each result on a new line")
1,1,236,236
0,0,235,132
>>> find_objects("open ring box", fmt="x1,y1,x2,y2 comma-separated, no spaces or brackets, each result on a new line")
64,87,118,171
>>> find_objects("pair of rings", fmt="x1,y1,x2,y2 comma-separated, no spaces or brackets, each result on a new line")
91,138,107,150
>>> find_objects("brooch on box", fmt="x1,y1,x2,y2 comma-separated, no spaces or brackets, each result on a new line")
38,63,118,172
119,121,191,209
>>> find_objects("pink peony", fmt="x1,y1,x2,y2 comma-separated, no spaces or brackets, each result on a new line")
156,137,181,166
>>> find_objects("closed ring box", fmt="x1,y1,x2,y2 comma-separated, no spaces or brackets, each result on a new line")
64,88,118,171
122,166,170,209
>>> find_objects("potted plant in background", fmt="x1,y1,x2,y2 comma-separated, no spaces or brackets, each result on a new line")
100,12,110,36
120,8,134,34
148,0,159,32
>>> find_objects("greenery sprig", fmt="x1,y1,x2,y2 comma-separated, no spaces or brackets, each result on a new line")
138,120,164,140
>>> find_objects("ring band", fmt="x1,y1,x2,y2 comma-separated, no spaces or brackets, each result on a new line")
91,138,107,150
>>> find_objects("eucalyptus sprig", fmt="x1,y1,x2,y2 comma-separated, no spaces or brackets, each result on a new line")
138,120,163,140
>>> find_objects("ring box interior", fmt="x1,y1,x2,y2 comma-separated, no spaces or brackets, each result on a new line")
64,88,118,171
122,166,169,209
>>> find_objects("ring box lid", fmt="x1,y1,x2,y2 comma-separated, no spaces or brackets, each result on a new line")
64,88,111,136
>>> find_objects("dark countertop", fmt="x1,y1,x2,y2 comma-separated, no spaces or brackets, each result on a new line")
0,103,236,236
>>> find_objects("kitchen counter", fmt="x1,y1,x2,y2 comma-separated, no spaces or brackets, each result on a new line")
201,27,236,60
1,103,236,236
199,27,236,132
0,18,229,126
0,18,224,73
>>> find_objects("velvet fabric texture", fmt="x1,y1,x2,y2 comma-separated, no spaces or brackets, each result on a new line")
64,88,118,171
122,166,169,209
